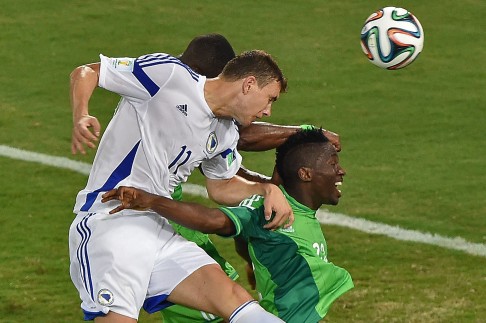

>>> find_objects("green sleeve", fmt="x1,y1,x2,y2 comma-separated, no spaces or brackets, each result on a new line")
218,194,265,239
218,206,252,238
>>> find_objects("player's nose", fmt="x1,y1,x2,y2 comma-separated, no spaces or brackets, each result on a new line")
262,106,271,117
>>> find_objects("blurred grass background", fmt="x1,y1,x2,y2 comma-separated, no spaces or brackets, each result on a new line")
0,0,485,322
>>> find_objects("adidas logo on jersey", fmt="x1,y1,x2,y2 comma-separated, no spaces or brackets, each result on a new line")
278,226,295,233
176,104,188,116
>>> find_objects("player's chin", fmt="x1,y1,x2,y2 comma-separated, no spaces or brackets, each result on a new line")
239,119,253,127
329,193,341,205
329,198,340,206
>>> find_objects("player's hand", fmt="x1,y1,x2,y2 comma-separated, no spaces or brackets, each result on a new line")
262,184,294,229
323,129,341,152
101,186,152,214
72,114,101,155
245,263,256,290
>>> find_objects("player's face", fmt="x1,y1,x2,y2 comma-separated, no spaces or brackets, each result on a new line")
237,80,281,126
312,147,346,206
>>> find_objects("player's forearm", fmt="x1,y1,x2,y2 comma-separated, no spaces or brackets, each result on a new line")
236,165,272,183
70,63,100,122
206,176,273,205
148,195,234,236
238,122,299,151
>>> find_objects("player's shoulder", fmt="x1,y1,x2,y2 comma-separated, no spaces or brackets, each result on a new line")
207,119,240,153
135,52,172,62
215,118,240,135
136,52,200,80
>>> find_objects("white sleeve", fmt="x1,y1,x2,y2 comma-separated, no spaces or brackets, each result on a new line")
98,54,150,102
201,147,242,180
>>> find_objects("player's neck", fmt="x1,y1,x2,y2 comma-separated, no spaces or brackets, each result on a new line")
284,185,321,211
204,78,242,119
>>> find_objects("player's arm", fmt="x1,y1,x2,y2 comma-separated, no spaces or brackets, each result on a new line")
234,237,256,290
101,186,236,236
70,62,102,155
238,121,341,152
236,165,272,183
206,176,293,229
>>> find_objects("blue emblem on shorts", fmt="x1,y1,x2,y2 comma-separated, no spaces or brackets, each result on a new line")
206,132,218,154
97,289,114,306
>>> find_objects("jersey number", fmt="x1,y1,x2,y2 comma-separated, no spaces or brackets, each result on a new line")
169,145,192,174
239,195,263,210
313,242,328,262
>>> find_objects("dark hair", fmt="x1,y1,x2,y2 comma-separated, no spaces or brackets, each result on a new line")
276,128,330,185
221,50,288,93
179,34,236,78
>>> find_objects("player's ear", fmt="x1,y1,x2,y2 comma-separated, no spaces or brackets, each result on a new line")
242,76,257,94
298,167,312,182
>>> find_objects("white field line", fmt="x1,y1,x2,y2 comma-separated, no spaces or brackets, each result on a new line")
2,144,486,258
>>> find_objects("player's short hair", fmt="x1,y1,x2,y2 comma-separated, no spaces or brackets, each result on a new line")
221,50,288,93
276,128,331,186
179,34,236,78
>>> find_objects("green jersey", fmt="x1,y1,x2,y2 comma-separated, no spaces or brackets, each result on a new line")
219,187,354,323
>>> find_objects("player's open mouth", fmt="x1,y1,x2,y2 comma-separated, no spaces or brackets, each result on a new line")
335,181,342,195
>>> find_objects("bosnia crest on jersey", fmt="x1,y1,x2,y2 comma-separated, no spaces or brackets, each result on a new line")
206,132,218,154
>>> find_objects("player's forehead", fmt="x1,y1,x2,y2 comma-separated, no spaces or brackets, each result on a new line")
314,143,337,163
261,80,281,97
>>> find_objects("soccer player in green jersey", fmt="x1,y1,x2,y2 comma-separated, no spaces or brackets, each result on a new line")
102,128,354,323
163,34,341,323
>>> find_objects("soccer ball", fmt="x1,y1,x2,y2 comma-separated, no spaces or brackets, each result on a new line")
360,7,424,70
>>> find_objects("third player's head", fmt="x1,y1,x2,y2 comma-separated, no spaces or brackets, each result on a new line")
179,33,236,78
221,50,287,126
276,129,345,209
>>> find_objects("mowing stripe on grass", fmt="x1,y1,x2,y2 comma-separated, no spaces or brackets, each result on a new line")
2,144,486,258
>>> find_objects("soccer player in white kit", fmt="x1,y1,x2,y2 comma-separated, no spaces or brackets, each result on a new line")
69,50,291,322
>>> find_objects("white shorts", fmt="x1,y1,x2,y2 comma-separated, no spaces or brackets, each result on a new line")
69,211,217,320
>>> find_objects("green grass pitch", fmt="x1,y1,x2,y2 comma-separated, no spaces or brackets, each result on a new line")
0,0,485,322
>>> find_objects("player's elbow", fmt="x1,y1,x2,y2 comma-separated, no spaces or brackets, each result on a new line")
207,188,223,204
70,63,100,82
69,66,84,83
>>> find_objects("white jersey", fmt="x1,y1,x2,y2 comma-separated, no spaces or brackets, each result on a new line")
74,53,242,214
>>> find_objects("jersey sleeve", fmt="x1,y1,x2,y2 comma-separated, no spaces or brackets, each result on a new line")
218,195,265,238
201,123,242,181
201,147,242,180
98,53,175,103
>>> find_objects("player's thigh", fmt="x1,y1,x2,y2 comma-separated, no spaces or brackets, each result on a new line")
167,264,253,319
144,234,219,314
94,310,137,323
